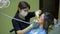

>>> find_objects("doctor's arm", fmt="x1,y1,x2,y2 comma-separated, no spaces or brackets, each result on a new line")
12,19,34,34
16,24,33,34
27,10,42,18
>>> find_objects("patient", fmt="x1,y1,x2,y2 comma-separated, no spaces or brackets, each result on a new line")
25,12,54,34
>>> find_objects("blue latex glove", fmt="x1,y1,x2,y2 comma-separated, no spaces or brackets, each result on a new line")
31,20,40,28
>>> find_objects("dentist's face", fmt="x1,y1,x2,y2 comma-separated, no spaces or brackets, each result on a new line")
19,7,29,17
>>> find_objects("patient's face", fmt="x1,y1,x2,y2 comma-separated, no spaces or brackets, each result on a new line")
38,14,44,24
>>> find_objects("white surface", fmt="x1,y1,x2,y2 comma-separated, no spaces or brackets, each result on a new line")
0,0,10,8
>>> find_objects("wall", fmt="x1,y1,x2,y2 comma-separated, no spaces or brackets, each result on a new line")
58,0,60,20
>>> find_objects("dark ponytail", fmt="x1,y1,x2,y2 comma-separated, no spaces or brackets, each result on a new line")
14,10,19,18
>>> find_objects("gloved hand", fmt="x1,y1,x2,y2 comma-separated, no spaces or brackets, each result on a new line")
35,10,42,18
31,20,40,28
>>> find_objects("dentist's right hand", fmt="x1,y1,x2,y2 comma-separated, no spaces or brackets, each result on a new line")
30,20,39,28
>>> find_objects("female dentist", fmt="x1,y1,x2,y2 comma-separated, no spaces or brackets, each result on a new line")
12,1,41,34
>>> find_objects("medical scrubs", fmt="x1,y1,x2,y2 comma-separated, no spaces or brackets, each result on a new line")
12,12,35,34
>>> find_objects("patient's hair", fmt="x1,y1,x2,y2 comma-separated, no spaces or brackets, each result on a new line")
39,12,54,34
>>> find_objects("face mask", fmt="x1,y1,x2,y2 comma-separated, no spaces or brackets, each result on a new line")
20,10,28,17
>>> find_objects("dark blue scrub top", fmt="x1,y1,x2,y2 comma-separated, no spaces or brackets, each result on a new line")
12,12,35,32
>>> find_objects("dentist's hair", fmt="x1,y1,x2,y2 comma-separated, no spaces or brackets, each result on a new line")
18,1,30,9
14,1,30,18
